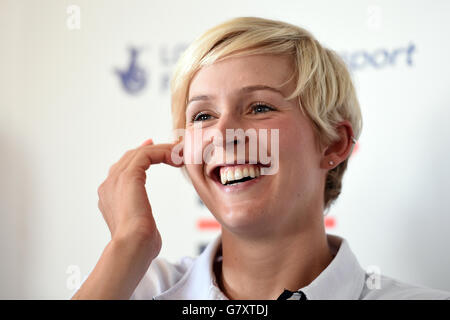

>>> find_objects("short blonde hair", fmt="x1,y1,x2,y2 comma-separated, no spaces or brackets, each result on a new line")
170,16,362,211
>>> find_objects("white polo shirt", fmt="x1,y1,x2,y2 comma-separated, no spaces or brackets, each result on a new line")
130,234,450,300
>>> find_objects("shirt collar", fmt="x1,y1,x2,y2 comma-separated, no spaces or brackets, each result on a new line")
154,233,366,300
300,234,366,299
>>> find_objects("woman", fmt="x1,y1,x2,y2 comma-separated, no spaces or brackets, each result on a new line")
73,17,450,300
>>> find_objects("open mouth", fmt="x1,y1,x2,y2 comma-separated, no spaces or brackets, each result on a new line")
211,164,262,186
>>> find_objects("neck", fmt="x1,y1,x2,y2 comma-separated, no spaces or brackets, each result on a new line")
216,219,333,300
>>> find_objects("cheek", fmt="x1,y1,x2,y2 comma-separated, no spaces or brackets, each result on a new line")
278,118,318,172
280,126,305,154
185,163,202,181
270,117,304,155
185,163,216,210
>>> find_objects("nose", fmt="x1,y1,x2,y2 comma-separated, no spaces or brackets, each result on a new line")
211,111,245,148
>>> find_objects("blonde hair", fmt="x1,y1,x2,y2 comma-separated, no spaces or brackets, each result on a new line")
170,16,363,211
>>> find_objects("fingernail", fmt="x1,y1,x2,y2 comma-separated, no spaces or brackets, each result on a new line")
140,138,153,146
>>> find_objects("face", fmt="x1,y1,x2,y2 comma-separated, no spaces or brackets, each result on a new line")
183,54,327,238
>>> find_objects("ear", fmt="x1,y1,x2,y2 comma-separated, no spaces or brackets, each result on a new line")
320,120,355,170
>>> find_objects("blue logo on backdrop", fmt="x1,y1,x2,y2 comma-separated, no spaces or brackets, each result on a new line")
340,43,416,71
115,47,147,95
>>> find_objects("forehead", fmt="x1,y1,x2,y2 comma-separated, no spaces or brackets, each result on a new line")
188,54,295,97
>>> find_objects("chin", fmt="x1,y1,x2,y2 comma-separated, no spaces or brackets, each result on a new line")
211,203,274,235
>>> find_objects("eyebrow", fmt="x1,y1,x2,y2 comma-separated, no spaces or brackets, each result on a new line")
186,85,285,106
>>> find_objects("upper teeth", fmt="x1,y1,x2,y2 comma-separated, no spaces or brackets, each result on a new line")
220,165,260,185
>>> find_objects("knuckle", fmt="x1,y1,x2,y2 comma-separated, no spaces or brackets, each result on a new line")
108,149,136,175
97,183,104,196
123,149,136,161
97,198,103,211
97,181,108,197
108,164,116,175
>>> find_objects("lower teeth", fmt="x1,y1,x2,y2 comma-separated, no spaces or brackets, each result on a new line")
225,176,254,185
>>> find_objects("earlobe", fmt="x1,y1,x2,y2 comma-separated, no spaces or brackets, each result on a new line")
321,158,337,170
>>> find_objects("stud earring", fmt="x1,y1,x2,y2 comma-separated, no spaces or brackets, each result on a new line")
329,160,335,166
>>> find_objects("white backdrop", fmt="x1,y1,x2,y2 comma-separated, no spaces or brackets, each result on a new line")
1,0,450,299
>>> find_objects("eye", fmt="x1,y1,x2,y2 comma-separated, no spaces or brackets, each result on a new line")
251,102,275,114
192,112,213,122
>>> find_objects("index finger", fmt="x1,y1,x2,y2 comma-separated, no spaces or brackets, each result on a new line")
129,143,184,174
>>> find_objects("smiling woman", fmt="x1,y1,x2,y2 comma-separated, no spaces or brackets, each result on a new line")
72,16,450,300
172,19,363,213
